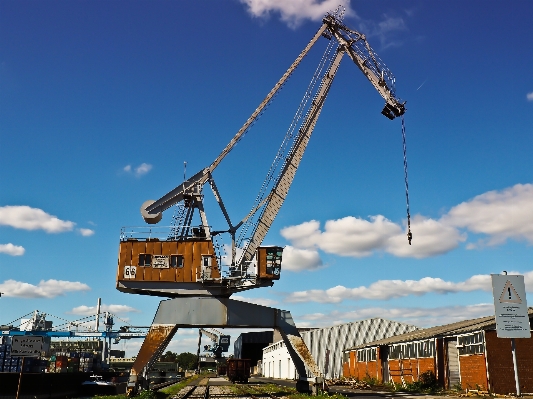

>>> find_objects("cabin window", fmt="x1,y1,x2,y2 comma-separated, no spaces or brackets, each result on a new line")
170,255,184,268
202,255,212,267
138,253,152,267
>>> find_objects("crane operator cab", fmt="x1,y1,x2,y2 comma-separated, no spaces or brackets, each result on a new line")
116,226,283,297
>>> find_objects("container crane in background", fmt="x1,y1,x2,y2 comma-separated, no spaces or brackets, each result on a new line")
119,8,411,395
1,308,147,365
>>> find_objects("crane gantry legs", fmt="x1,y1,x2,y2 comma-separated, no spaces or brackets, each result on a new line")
127,297,323,395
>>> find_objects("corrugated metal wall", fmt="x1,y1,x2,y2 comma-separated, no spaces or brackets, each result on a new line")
300,318,418,378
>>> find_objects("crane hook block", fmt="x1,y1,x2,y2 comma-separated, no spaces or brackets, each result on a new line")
140,200,162,224
381,102,405,120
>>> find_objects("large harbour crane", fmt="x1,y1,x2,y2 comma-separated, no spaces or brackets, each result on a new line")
118,9,409,395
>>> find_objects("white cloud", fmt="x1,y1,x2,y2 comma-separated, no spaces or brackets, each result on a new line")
280,183,533,259
0,243,25,256
386,215,466,258
445,183,533,246
296,303,494,329
68,304,140,316
527,92,533,101
281,220,321,249
240,0,354,28
282,215,463,259
78,228,95,237
319,216,401,257
0,279,90,298
0,206,75,233
281,246,323,271
135,163,152,176
286,273,494,303
123,163,153,177
358,14,407,49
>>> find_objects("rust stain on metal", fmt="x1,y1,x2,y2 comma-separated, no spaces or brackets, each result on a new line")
130,324,176,376
289,335,322,377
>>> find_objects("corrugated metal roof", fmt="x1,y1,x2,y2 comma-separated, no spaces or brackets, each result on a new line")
345,308,533,351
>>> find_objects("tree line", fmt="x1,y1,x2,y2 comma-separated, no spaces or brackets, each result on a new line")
160,351,198,370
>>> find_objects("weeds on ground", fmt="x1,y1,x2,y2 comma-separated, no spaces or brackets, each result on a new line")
362,374,379,387
288,392,347,399
388,371,442,394
228,382,295,396
159,375,199,395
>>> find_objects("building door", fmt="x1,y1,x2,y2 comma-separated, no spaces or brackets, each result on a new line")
446,339,460,388
380,346,389,383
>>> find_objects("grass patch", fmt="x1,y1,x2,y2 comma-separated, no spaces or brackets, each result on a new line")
159,375,200,395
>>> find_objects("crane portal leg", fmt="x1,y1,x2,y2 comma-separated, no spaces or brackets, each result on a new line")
129,297,323,394
127,324,178,396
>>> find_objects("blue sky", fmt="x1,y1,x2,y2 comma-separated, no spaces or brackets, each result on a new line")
1,0,533,356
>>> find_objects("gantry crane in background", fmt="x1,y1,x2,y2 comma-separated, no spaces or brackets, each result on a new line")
195,328,231,370
118,8,410,395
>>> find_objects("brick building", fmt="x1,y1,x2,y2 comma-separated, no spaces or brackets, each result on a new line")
342,310,533,394
262,318,417,380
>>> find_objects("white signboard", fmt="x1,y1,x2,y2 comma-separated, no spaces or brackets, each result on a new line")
491,274,531,338
152,255,170,269
11,336,43,357
123,265,137,279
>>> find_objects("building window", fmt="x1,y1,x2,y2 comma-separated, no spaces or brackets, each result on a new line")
458,332,484,355
202,255,212,267
357,347,376,362
170,254,184,268
343,351,350,363
389,340,435,359
138,254,151,267
417,340,436,358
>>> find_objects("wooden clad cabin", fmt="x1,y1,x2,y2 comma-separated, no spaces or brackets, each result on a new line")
117,238,220,284
116,236,283,296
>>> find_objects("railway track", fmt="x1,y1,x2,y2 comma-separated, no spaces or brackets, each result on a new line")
168,377,284,399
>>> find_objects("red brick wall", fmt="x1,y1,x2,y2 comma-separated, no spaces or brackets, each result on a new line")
388,359,402,383
485,330,533,394
367,361,378,379
418,358,436,376
459,354,488,390
343,361,350,377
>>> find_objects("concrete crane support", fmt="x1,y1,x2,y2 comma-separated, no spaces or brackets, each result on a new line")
127,297,322,394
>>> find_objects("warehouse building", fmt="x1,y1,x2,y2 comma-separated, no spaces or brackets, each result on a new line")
262,318,418,379
343,310,533,394
234,331,276,371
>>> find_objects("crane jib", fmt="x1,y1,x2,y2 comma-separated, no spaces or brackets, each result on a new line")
128,11,411,299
